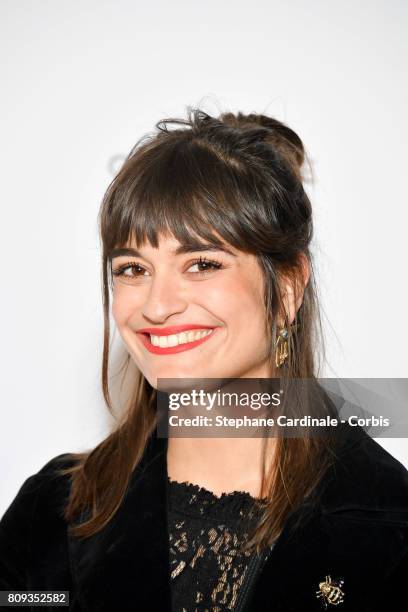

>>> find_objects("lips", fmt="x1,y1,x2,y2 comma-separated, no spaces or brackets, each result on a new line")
136,324,219,355
137,324,216,336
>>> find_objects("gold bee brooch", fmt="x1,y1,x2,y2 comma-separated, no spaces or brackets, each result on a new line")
316,575,345,608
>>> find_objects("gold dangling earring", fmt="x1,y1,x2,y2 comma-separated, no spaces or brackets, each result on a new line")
275,326,289,368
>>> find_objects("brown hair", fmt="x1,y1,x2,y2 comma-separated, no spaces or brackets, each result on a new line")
59,106,336,553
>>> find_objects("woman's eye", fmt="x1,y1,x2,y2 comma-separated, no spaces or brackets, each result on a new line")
111,257,223,283
112,262,148,280
187,258,223,274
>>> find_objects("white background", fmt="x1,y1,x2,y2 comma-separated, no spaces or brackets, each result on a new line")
1,0,407,515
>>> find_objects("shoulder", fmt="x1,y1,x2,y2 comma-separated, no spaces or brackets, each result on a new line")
321,424,408,516
315,428,408,608
1,452,79,529
0,452,79,589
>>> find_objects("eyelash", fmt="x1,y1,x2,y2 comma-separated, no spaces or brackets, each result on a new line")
111,256,223,279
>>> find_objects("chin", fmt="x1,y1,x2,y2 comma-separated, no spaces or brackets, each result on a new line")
152,367,207,381
148,365,215,391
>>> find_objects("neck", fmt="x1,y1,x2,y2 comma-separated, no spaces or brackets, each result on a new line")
166,435,276,499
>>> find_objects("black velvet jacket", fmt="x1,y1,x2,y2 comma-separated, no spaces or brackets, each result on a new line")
1,423,408,611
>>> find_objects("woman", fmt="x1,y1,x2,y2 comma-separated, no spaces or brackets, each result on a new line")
1,108,407,612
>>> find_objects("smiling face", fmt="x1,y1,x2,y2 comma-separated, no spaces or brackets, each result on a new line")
110,232,275,388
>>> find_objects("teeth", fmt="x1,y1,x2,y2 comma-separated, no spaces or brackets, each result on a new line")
150,328,213,348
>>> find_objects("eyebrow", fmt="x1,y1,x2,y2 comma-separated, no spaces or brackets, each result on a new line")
108,242,237,261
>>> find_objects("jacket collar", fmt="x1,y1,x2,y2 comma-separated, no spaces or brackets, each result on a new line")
68,423,407,612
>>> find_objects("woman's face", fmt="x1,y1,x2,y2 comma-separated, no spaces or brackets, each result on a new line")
110,232,275,388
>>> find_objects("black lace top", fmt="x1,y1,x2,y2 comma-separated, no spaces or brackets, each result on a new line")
167,476,269,612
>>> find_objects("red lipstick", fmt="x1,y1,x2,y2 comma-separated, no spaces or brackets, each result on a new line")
136,325,218,355
137,324,216,336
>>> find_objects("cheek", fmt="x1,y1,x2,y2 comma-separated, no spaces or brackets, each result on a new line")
111,285,142,327
206,275,266,334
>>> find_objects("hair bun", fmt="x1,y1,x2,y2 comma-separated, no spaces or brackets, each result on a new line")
219,111,305,182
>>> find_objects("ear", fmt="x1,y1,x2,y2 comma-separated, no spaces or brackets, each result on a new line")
279,253,310,325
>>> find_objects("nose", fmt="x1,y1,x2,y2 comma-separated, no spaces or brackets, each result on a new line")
141,271,189,323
